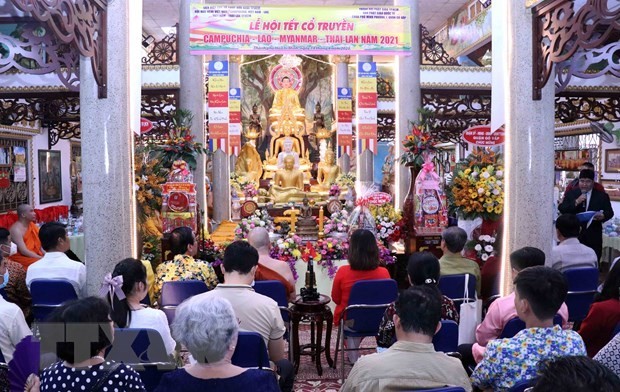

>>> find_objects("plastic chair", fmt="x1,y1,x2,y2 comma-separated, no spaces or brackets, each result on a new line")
334,279,398,381
438,274,477,307
231,331,270,369
253,280,292,358
159,280,209,324
107,328,175,392
432,320,459,353
500,315,563,339
30,279,79,321
562,267,599,322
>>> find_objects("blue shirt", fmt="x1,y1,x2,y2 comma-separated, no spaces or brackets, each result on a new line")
471,325,586,391
154,368,279,392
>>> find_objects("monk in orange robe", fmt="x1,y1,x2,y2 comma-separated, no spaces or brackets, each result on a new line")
9,205,43,270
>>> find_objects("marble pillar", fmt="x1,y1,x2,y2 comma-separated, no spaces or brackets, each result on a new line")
211,54,231,223
357,55,374,185
81,0,142,294
179,0,207,226
334,55,350,173
499,1,555,295
394,0,420,207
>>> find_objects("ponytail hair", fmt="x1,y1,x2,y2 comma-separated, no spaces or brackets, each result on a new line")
109,258,147,328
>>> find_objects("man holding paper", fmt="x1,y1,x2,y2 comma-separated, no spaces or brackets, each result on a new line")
559,169,613,261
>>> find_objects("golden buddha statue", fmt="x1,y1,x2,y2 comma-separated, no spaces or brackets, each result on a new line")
273,155,303,190
234,144,263,185
314,149,340,191
276,136,301,169
269,76,304,122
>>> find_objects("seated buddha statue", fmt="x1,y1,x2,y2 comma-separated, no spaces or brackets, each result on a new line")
234,144,263,185
273,155,303,190
313,149,340,192
276,136,301,169
269,76,304,123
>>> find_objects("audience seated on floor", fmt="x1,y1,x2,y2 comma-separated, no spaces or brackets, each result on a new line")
38,297,145,391
377,251,459,350
532,355,620,392
342,285,472,392
25,222,86,297
154,296,279,392
547,214,598,272
459,247,569,367
153,226,218,304
0,228,31,320
105,258,176,356
594,333,620,378
332,229,391,363
0,281,31,363
439,226,481,294
193,240,294,392
9,204,43,270
247,227,296,301
470,266,586,391
578,260,620,357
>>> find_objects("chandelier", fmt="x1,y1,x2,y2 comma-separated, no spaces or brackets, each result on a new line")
278,54,302,69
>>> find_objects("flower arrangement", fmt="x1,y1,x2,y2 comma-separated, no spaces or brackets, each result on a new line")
399,108,437,168
196,238,226,267
329,183,341,198
235,209,274,239
471,234,496,262
378,241,396,266
157,109,209,170
337,172,356,188
369,204,402,244
313,238,349,279
447,148,504,221
324,209,350,235
230,172,250,192
270,234,303,281
243,183,258,199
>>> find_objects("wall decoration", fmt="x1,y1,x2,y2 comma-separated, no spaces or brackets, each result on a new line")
0,147,11,167
605,149,620,173
555,149,591,171
38,150,62,204
13,146,27,182
601,180,620,201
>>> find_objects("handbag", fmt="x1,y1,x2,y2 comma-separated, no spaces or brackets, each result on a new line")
457,274,482,345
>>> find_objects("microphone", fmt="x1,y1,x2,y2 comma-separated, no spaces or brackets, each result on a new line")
581,190,587,210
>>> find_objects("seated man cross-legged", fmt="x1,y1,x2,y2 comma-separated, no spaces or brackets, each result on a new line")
342,285,472,392
471,266,586,391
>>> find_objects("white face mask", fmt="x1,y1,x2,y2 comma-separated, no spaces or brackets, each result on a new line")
9,242,17,256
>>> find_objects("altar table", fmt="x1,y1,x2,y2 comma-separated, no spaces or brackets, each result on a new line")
294,259,348,312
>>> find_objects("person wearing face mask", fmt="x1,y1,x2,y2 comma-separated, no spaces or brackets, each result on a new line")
0,256,31,363
0,227,32,320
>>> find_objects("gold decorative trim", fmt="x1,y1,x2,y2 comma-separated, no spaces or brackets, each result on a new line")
142,82,180,89
0,86,69,93
554,119,592,136
564,85,620,93
141,64,180,72
421,65,491,73
0,123,41,135
421,82,491,89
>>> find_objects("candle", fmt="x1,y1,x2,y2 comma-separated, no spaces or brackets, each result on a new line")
318,206,324,236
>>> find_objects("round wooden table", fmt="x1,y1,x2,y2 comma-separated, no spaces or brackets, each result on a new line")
290,294,334,376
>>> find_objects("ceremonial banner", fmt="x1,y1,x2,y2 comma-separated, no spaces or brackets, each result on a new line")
207,60,229,153
229,88,241,156
357,61,377,154
189,5,411,55
337,87,353,157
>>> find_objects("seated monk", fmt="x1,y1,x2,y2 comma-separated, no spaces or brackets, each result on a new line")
247,227,296,301
9,204,43,270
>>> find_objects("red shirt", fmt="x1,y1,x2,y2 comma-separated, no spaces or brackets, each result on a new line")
331,265,391,324
578,298,620,357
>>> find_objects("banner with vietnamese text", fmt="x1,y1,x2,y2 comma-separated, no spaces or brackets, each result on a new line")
207,60,229,153
337,87,352,157
357,61,377,154
229,88,241,156
190,5,411,55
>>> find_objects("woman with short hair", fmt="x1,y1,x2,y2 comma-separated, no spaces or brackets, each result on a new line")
154,296,279,392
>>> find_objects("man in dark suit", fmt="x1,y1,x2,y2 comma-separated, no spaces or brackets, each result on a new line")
559,169,614,261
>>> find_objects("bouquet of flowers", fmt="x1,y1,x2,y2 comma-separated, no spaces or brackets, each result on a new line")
471,234,496,262
196,238,226,267
369,204,402,244
378,241,396,266
447,148,504,220
329,183,341,198
337,173,356,188
230,172,250,191
324,209,350,235
399,108,437,169
243,183,258,199
157,109,209,170
270,234,303,281
313,238,349,279
234,209,274,239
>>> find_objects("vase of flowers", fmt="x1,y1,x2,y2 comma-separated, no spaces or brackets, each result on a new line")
325,209,350,239
243,183,258,201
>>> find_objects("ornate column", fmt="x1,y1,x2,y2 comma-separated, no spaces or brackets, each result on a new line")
334,55,350,173
81,0,142,294
179,0,207,226
499,0,555,294
357,55,374,185
394,0,420,207
211,54,231,223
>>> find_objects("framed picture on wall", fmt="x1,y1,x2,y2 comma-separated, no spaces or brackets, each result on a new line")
38,150,62,204
601,180,620,201
0,146,11,167
605,149,620,173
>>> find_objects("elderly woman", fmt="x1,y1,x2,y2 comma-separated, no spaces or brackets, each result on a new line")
39,297,145,391
154,296,279,392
